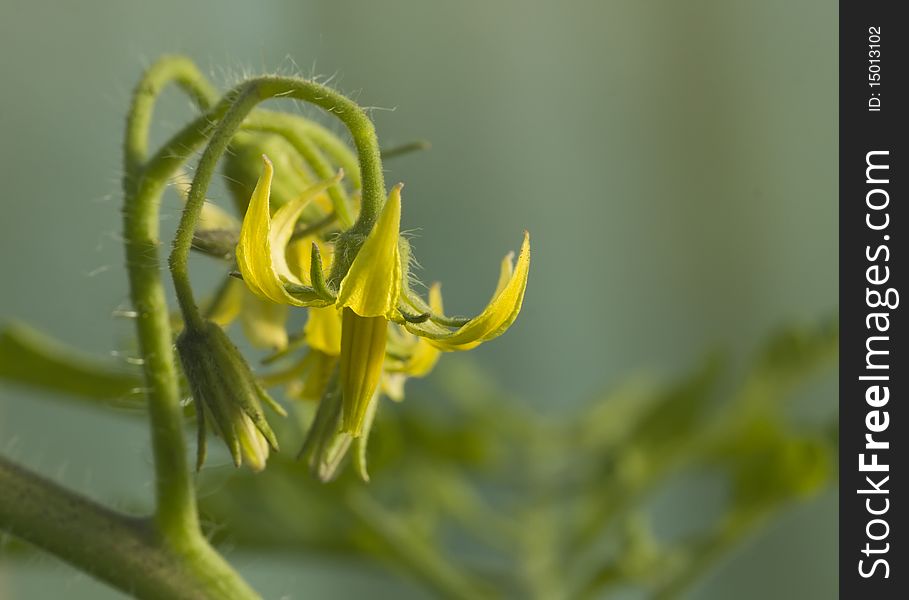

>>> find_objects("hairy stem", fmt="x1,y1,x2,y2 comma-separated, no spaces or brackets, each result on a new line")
117,57,263,599
124,55,219,181
0,455,257,600
122,58,224,545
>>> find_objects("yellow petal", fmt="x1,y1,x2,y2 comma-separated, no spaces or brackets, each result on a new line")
286,237,333,285
407,232,530,351
304,306,342,355
235,155,339,306
339,308,387,436
381,372,407,401
336,185,403,318
205,278,245,327
199,201,240,233
174,168,240,231
240,291,289,350
297,351,337,402
428,281,445,313
403,337,441,377
170,278,244,334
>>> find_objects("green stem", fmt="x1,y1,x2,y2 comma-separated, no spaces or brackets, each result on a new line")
347,491,493,600
0,455,257,600
124,55,218,182
117,57,263,598
169,76,387,325
653,511,768,600
123,62,219,545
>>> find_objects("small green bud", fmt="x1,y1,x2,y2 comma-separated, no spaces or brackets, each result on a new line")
176,320,285,471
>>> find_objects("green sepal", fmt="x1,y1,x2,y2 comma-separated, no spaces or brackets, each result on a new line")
309,242,337,302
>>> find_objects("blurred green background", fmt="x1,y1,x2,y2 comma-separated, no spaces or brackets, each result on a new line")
0,0,836,598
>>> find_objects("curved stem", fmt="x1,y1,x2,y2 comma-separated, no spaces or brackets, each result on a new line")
0,455,258,600
253,111,363,190
122,59,225,546
169,76,387,326
124,55,219,183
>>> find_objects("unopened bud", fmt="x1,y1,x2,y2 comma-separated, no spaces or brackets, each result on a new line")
224,131,326,219
176,320,285,471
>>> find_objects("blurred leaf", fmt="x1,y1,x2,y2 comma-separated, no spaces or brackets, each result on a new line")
755,318,838,376
193,319,838,600
0,322,142,408
627,354,724,465
714,418,833,513
738,319,838,411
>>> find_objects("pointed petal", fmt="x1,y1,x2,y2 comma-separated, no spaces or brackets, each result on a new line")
339,309,387,436
240,291,289,350
205,278,245,327
381,372,407,401
406,232,530,351
298,351,337,402
199,201,240,232
174,168,240,231
235,155,340,307
337,185,403,318
304,306,343,356
402,337,441,377
286,237,333,286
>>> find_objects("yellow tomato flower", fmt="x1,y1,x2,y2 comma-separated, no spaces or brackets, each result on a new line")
236,155,530,441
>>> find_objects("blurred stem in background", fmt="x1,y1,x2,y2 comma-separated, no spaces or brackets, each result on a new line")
0,313,839,599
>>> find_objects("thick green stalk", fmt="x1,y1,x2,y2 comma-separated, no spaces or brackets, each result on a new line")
169,76,387,324
118,57,261,599
0,455,256,600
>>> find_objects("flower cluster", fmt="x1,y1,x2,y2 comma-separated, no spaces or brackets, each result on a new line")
181,126,529,480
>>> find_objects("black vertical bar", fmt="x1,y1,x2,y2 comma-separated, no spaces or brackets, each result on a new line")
840,2,906,598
